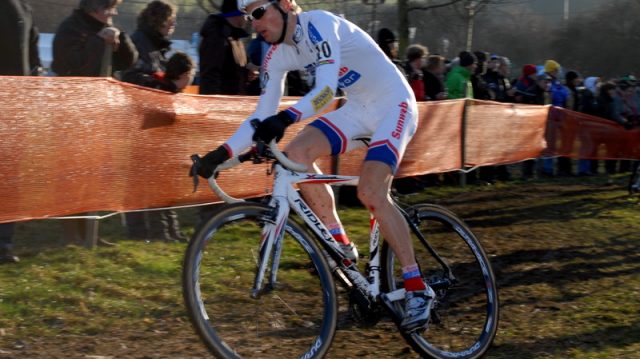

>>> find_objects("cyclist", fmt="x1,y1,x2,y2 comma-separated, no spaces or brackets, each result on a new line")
192,0,434,332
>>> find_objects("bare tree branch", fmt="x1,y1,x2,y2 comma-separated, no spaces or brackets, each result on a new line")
409,0,525,14
408,0,464,13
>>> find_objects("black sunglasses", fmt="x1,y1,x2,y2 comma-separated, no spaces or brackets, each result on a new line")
245,2,274,21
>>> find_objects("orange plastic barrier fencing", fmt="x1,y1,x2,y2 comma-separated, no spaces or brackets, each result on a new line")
0,77,638,223
543,106,640,160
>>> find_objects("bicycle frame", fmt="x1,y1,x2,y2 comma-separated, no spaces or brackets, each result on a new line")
254,163,400,299
211,160,410,305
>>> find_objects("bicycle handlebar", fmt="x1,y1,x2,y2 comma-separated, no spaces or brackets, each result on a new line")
266,139,308,173
201,140,308,204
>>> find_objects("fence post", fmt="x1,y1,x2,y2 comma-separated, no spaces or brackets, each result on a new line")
84,215,99,249
459,98,469,186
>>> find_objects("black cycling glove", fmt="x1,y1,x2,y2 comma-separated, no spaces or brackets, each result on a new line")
192,146,230,179
252,111,295,143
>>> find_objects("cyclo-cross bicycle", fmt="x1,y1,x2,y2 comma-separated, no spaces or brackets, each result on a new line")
184,140,499,359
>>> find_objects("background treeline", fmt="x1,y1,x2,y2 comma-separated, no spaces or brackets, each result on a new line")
31,0,638,78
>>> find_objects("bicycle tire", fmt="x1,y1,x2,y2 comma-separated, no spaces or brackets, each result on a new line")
183,202,337,359
381,204,499,359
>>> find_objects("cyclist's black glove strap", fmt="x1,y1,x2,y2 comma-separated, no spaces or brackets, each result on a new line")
252,111,294,144
194,146,230,179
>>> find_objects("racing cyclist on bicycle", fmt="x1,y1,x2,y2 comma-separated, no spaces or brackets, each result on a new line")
192,0,434,332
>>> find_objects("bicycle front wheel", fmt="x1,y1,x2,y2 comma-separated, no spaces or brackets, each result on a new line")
183,202,337,359
382,204,499,359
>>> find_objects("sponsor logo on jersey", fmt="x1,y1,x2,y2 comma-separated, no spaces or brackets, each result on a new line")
391,102,409,139
263,44,278,70
294,23,303,43
308,22,323,44
338,69,361,88
312,85,334,112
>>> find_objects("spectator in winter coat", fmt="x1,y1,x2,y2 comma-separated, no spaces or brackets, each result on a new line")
540,59,570,176
376,28,405,76
597,82,632,177
52,0,138,245
544,59,569,107
0,0,41,76
121,1,191,243
446,51,476,99
483,55,514,102
404,44,428,101
52,0,137,77
121,0,177,89
577,76,601,176
555,70,584,176
423,55,446,101
471,51,490,100
582,77,600,115
514,64,539,104
0,0,42,263
198,0,250,95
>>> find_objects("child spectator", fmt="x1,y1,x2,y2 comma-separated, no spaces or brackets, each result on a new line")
156,51,195,93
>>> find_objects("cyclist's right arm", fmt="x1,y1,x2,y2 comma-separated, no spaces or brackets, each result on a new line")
222,46,288,158
193,47,291,180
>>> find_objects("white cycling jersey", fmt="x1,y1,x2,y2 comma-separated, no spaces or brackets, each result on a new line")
224,10,418,172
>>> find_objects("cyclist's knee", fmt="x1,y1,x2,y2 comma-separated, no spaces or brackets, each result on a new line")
285,145,317,165
357,183,389,212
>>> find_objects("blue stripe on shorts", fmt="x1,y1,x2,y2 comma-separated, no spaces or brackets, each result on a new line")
309,119,344,156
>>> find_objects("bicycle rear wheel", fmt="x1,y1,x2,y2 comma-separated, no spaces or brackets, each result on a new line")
183,202,337,359
382,204,499,359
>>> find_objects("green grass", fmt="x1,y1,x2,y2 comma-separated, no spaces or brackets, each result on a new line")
0,172,639,358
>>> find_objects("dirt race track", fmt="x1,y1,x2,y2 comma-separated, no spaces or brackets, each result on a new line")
2,177,639,358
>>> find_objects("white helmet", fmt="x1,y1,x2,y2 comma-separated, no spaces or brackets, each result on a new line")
237,0,264,12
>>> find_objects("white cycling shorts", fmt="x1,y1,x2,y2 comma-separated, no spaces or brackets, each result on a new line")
308,90,418,174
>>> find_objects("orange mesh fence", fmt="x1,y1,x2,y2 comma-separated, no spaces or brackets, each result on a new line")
464,100,549,168
543,106,640,160
0,76,638,223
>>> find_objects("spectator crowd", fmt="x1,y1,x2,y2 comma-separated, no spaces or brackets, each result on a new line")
375,28,639,189
1,0,638,263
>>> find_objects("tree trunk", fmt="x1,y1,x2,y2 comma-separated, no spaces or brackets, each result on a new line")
398,0,409,55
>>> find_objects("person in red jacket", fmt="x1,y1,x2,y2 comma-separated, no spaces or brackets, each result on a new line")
404,44,428,101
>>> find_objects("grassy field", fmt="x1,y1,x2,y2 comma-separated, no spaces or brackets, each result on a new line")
0,172,639,358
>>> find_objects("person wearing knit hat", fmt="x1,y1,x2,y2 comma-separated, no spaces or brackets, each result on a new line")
565,70,581,84
559,69,583,176
513,64,540,104
377,28,399,60
543,59,561,78
221,0,242,16
376,28,404,75
458,51,477,67
540,59,570,177
445,51,477,99
523,64,537,77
